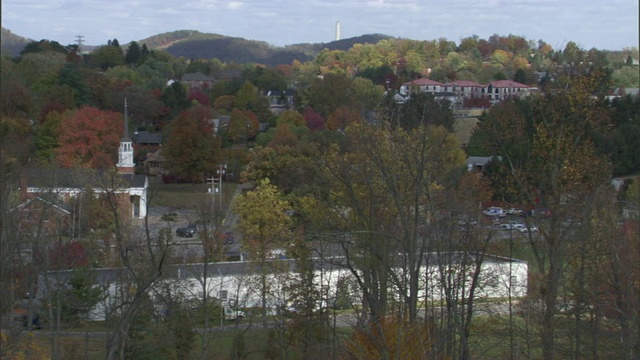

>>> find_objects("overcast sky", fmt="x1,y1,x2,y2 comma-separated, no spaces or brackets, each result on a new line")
2,0,638,51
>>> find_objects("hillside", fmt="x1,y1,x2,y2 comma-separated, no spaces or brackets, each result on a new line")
0,28,32,57
2,28,390,64
139,30,393,66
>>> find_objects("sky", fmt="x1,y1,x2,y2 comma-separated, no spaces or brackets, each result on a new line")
2,0,638,51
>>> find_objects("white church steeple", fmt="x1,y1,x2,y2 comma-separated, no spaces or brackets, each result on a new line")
117,98,135,174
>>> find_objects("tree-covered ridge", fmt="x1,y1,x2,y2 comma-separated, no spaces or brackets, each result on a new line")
138,30,229,49
0,27,32,57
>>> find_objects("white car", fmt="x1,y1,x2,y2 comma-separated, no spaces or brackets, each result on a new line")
506,208,524,216
483,207,506,217
500,221,525,230
518,224,539,233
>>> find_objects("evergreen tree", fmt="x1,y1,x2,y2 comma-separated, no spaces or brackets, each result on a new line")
125,41,142,65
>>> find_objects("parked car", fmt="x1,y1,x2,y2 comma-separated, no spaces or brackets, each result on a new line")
518,224,539,233
223,231,235,244
224,306,245,321
500,221,523,230
506,208,524,216
176,224,197,238
483,207,506,217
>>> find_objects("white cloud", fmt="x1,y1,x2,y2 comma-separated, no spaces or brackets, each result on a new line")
226,2,244,10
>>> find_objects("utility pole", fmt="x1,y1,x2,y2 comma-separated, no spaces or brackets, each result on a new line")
75,35,84,51
216,164,226,211
207,164,227,213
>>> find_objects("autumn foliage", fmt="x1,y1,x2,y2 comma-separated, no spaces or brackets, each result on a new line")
163,105,220,182
344,317,439,360
55,106,122,169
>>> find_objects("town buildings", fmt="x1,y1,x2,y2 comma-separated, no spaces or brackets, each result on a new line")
400,78,537,105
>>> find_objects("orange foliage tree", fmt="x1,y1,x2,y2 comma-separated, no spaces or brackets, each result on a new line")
326,106,361,131
55,106,122,169
344,316,439,360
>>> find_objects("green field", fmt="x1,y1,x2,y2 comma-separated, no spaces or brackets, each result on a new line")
148,180,240,211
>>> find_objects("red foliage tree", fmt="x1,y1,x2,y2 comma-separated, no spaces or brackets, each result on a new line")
303,107,325,131
188,88,209,106
56,106,122,169
49,241,89,270
40,102,67,124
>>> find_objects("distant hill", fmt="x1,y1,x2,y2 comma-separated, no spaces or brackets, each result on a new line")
1,27,32,57
1,28,393,65
140,30,394,66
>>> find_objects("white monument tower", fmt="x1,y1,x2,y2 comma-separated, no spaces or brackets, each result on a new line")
336,21,341,41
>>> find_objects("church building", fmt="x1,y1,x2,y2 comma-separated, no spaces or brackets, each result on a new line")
19,100,148,221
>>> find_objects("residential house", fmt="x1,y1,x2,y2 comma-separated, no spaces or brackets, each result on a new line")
443,80,484,99
133,131,162,168
10,196,72,237
210,115,231,134
264,89,296,114
400,78,443,95
483,80,535,102
181,72,215,89
143,148,167,176
215,69,243,82
467,156,501,173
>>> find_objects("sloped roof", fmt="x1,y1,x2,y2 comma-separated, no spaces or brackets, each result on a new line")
134,131,162,145
488,80,530,88
181,72,214,82
38,251,526,291
24,168,147,190
403,78,443,87
444,80,484,88
144,148,165,163
466,156,502,168
216,69,243,80
11,196,73,214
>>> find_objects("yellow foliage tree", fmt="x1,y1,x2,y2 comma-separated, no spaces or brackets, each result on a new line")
233,179,292,325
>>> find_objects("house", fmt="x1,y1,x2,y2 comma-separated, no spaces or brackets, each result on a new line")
264,89,296,114
143,148,167,176
10,196,72,237
209,115,231,134
442,80,485,102
215,69,243,82
180,72,215,89
467,156,501,173
483,80,535,102
36,252,528,321
133,131,162,149
401,78,443,95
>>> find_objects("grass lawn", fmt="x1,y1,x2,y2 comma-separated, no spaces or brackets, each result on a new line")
148,180,239,211
3,322,352,360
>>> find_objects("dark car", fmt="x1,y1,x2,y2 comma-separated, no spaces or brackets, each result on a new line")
176,224,197,238
223,231,235,244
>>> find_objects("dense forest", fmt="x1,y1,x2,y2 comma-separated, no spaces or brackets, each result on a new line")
1,30,639,359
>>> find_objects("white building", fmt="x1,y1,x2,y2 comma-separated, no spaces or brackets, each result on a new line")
37,252,527,321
